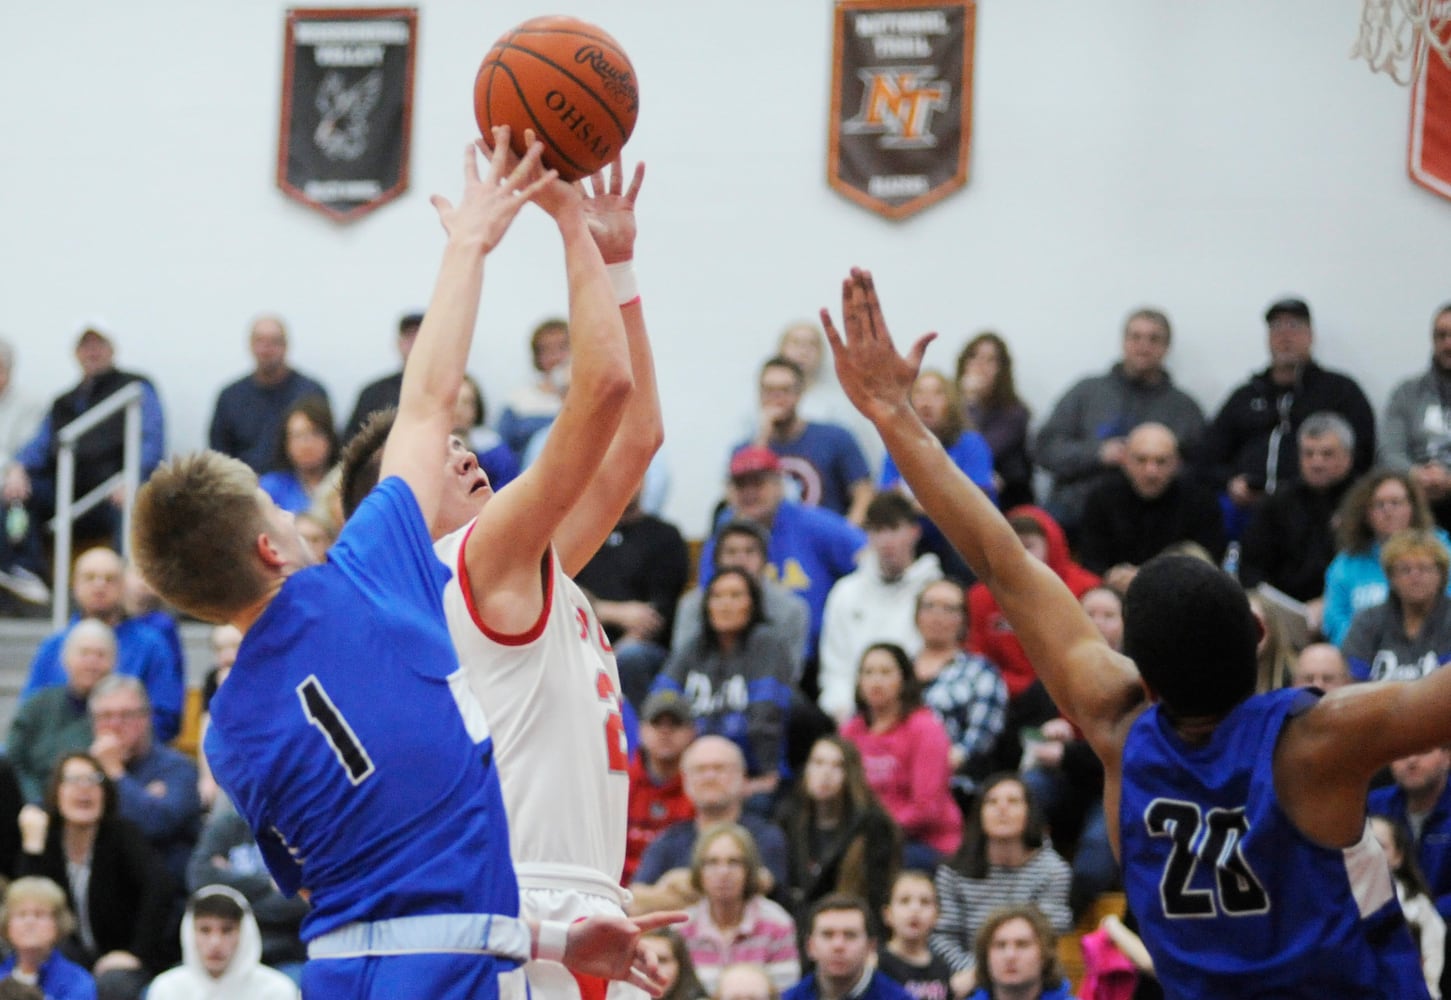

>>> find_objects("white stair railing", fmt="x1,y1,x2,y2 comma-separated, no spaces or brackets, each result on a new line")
48,382,145,629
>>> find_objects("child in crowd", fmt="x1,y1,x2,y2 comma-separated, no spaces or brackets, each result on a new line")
876,871,953,1000
1369,816,1445,999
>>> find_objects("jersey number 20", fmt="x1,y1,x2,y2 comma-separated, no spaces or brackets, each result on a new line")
1144,799,1269,918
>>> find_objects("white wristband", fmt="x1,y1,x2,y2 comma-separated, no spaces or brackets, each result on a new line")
607,260,640,306
536,920,570,963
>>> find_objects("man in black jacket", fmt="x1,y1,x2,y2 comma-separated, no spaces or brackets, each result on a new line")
1205,297,1374,520
3,323,165,546
1076,422,1225,592
1239,411,1357,630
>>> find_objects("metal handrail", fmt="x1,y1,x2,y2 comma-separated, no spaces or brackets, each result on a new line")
49,381,145,628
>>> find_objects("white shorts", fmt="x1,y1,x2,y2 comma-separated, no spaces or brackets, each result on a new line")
499,880,647,1000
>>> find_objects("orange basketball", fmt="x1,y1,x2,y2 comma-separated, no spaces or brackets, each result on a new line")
474,16,640,182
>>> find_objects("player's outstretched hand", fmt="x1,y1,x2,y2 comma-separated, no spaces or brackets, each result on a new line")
563,910,687,996
820,268,936,425
430,126,555,254
580,156,645,265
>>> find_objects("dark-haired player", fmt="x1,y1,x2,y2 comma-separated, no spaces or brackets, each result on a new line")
339,153,661,1000
130,131,676,1000
820,268,1441,999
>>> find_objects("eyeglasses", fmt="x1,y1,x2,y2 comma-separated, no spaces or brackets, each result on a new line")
1390,562,1441,577
701,857,748,870
1370,496,1411,511
91,708,146,724
60,772,104,787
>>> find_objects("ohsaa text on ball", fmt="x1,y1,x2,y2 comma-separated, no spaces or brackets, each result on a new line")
544,91,614,161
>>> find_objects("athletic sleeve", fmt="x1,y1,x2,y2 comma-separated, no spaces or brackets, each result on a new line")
329,476,450,611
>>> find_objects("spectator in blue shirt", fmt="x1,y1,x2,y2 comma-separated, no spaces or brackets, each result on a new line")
207,315,328,474
87,676,200,889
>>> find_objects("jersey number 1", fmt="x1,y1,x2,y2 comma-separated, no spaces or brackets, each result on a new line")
1145,799,1269,918
298,676,376,785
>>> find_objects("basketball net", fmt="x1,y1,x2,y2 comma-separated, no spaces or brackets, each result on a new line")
1353,0,1451,84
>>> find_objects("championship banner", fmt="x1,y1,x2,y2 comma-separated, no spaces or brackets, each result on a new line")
828,0,975,220
278,7,418,222
1409,23,1451,204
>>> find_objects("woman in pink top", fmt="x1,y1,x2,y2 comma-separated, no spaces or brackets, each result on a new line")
679,823,801,995
841,642,962,870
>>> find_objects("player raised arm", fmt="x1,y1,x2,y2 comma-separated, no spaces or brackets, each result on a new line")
461,135,634,630
820,269,1144,758
551,157,664,576
1278,664,1451,847
381,128,552,522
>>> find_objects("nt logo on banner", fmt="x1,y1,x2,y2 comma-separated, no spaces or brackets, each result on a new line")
278,7,418,222
828,0,975,220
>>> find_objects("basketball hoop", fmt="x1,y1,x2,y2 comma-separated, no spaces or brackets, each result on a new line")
1353,0,1451,84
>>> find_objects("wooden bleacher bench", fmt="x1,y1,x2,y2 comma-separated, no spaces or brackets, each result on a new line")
171,686,204,758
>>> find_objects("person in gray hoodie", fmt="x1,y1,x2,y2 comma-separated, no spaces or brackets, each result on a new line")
1034,307,1205,535
146,885,297,1000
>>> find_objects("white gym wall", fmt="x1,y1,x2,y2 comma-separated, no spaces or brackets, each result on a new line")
3,0,1447,535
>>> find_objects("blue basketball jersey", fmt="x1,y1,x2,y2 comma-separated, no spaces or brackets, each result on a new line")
1119,687,1429,999
205,476,518,942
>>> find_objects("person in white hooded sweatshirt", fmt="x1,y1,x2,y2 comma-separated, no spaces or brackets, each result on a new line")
147,885,297,1000
818,491,943,723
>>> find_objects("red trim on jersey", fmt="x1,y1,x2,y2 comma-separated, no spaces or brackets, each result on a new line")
455,521,555,646
572,970,609,1000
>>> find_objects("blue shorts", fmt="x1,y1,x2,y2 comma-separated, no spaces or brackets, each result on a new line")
303,953,512,999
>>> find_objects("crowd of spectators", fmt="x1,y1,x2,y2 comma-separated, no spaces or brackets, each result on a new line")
1,294,1449,997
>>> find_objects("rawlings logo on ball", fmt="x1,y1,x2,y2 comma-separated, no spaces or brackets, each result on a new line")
574,45,639,113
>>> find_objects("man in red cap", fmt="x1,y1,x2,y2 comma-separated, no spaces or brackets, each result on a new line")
698,442,864,682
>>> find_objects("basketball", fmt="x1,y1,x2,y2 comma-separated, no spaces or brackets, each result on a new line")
473,16,640,182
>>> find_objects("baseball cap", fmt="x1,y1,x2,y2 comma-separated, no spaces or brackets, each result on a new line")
729,445,781,479
1264,298,1311,325
75,319,114,348
642,690,691,724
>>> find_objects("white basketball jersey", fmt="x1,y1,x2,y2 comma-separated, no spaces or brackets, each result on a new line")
436,522,629,886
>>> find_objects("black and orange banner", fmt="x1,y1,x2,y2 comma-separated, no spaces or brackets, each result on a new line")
828,0,975,220
278,7,418,222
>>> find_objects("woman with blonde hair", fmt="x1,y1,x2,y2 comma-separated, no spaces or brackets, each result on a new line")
1324,469,1448,645
0,876,94,999
1344,528,1451,682
680,823,800,995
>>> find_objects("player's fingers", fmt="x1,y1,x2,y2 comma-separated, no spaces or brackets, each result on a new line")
627,965,666,997
623,161,645,205
485,126,513,177
430,195,454,223
509,141,548,190
607,155,624,196
465,141,487,184
820,308,845,353
906,331,939,371
630,911,688,932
